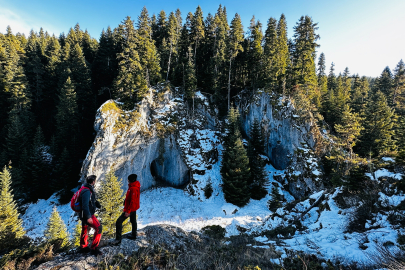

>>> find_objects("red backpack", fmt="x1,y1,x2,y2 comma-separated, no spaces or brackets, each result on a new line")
70,186,91,212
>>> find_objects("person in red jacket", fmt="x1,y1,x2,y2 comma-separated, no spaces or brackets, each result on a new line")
114,174,140,243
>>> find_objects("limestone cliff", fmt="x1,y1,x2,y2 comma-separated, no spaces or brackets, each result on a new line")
79,86,189,190
239,91,323,198
80,88,323,198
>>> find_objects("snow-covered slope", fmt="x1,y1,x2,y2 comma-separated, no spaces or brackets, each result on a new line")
21,90,405,266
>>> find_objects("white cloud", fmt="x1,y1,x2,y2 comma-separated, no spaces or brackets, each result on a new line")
0,8,58,36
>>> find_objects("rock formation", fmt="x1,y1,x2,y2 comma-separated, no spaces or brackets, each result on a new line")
79,87,190,190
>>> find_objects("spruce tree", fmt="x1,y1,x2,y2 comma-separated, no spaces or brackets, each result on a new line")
247,16,264,90
211,5,229,103
184,46,197,103
221,107,251,207
163,12,180,81
73,220,82,247
275,14,290,94
55,77,79,154
227,13,244,108
30,125,51,199
44,206,69,248
334,104,364,159
137,7,161,86
263,17,277,90
221,134,251,207
93,27,116,103
52,147,74,201
227,13,244,109
396,117,405,164
291,15,319,102
268,185,283,211
114,16,147,105
393,59,405,114
98,168,129,237
190,6,205,70
350,75,369,117
376,66,393,104
0,166,25,245
248,119,268,200
357,91,397,157
317,53,328,112
5,114,27,164
224,106,241,149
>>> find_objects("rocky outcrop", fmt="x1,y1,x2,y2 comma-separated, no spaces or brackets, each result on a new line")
240,92,316,170
80,88,189,191
35,225,207,270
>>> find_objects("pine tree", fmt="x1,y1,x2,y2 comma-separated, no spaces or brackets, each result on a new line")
44,206,69,247
393,59,405,114
317,53,328,112
55,77,79,154
335,104,364,159
137,7,161,86
227,13,244,109
350,75,369,117
291,16,319,100
163,12,180,81
211,5,229,103
190,6,205,71
0,166,25,245
5,114,27,164
267,185,283,211
73,220,82,247
221,107,251,207
69,43,94,122
357,91,397,157
52,147,74,204
247,16,264,90
275,14,290,94
224,106,241,149
30,125,51,199
221,135,251,207
263,17,277,90
396,117,405,164
114,16,147,105
24,31,45,114
184,46,197,102
248,119,268,200
376,66,393,103
93,27,116,103
98,168,129,236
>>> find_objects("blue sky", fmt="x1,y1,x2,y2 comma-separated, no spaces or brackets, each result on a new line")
1,0,404,77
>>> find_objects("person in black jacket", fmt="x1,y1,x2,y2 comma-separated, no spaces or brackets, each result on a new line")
79,175,103,256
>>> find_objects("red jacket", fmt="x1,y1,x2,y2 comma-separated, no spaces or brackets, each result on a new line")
124,181,140,213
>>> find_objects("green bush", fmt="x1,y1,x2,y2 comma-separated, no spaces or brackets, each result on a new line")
201,225,226,239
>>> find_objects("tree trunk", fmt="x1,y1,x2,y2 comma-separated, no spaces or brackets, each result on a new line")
182,63,185,90
228,58,232,111
166,43,172,81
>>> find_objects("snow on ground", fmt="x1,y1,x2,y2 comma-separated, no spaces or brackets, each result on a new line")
21,156,405,266
20,91,405,266
366,168,402,181
22,194,79,240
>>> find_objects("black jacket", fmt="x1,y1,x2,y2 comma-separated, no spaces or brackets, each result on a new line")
80,183,101,220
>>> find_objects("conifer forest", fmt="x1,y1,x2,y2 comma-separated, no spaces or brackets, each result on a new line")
1,4,405,268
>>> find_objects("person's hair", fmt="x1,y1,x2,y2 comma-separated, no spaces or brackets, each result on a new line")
86,175,97,184
128,174,137,182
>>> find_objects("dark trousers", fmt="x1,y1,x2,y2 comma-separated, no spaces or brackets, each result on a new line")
116,211,137,240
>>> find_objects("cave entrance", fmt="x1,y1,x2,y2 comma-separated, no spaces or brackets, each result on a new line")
150,159,190,189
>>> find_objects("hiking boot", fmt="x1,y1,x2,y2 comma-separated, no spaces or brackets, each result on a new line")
78,246,90,253
90,247,103,256
126,235,136,240
111,239,121,246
